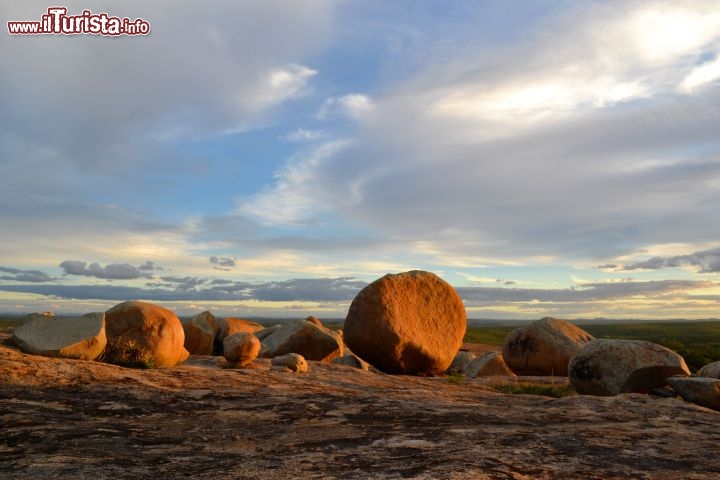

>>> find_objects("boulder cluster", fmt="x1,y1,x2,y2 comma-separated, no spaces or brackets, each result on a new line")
7,269,720,411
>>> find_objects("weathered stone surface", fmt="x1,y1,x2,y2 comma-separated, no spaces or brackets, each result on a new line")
254,324,281,341
12,312,106,360
305,316,323,327
182,311,218,355
569,339,691,396
332,353,370,371
697,361,720,379
465,352,516,378
223,332,261,366
270,353,308,373
1,332,720,479
446,350,476,374
104,301,189,368
260,319,343,362
667,377,720,411
502,317,594,376
344,270,466,375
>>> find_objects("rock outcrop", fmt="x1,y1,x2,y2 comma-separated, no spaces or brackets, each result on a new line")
260,318,342,362
465,352,515,378
667,376,720,411
12,312,106,360
697,361,720,379
223,332,261,366
343,270,466,375
104,301,189,368
182,311,218,355
569,339,690,396
214,317,264,355
271,353,308,373
502,317,594,376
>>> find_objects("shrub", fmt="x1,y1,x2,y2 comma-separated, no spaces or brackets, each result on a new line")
99,338,156,369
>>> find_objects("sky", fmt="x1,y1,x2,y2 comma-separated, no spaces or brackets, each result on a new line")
2,0,720,319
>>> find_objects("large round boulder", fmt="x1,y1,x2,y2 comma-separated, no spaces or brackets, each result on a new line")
214,317,264,355
223,332,261,366
343,270,466,375
569,339,690,396
502,317,594,376
12,312,106,360
104,301,189,368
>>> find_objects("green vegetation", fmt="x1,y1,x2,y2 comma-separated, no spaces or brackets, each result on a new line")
447,372,465,384
491,383,577,398
463,321,720,373
0,316,22,329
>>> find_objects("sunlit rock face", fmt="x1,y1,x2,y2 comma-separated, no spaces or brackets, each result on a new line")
344,270,466,375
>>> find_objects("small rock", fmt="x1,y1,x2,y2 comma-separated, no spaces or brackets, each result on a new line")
332,353,370,370
502,317,594,376
12,312,107,360
343,270,466,375
569,339,690,396
446,350,476,374
667,377,720,411
697,361,720,379
271,353,308,373
465,352,516,378
223,332,261,366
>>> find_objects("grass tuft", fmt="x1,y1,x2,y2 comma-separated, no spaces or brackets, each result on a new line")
99,338,156,369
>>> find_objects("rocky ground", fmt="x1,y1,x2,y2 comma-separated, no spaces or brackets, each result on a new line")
1,333,719,479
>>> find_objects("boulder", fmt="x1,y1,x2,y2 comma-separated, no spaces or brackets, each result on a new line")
465,352,516,378
12,312,106,360
254,325,282,341
305,316,323,327
667,377,720,411
260,318,343,362
332,353,371,371
104,301,189,368
182,311,218,355
697,361,720,379
569,339,690,396
343,270,466,375
446,350,476,374
223,332,261,366
502,317,594,376
214,317,264,355
271,353,308,373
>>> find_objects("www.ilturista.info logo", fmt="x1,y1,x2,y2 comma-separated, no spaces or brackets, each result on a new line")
7,7,150,36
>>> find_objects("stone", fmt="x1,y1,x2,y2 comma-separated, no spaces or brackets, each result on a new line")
254,325,282,341
465,352,516,378
12,312,106,360
223,332,261,366
502,317,594,376
667,377,720,411
214,317,264,355
104,301,189,368
260,318,343,362
305,316,323,327
569,339,690,396
332,353,371,371
182,311,218,356
271,353,308,373
343,270,466,375
446,350,476,374
697,361,720,379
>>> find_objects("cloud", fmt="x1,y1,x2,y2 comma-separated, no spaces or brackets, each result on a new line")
621,247,720,273
318,94,375,119
59,260,155,280
209,256,236,268
679,56,720,93
0,266,54,283
284,128,328,142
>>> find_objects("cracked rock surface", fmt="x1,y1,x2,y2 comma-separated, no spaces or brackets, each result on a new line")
1,333,719,479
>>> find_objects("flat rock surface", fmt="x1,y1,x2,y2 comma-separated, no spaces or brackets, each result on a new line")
1,333,719,479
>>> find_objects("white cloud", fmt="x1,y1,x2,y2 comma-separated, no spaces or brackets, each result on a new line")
284,128,328,142
679,56,720,93
318,93,375,119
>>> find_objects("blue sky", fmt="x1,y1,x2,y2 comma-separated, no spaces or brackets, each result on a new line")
2,1,720,319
